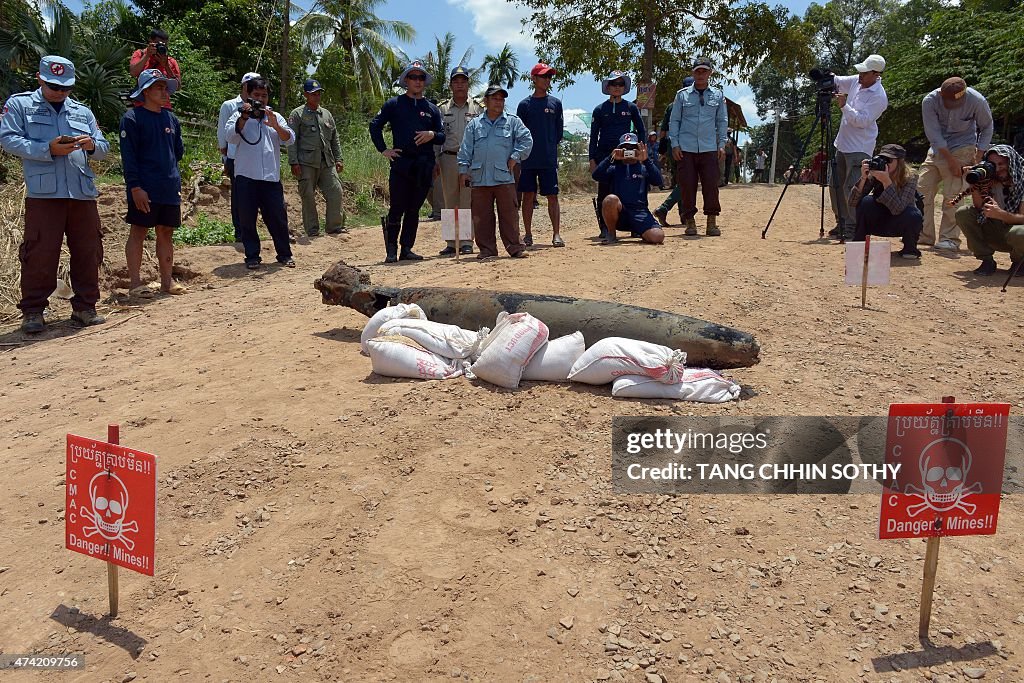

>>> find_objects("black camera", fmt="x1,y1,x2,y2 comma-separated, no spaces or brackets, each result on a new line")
246,98,265,120
809,67,836,94
965,160,996,184
155,42,167,56
868,155,889,171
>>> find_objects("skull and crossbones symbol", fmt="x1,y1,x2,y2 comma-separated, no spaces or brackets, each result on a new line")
904,437,983,517
80,471,138,549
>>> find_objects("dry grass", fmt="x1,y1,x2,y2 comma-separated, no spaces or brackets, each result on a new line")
0,181,72,324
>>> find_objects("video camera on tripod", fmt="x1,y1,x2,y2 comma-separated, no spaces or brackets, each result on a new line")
809,67,837,95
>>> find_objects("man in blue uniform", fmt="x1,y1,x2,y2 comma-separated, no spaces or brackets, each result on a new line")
369,61,445,263
593,133,665,245
121,69,186,297
516,63,564,247
589,70,645,238
0,56,110,333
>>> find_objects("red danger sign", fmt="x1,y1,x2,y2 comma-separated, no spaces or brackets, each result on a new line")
879,403,1009,539
66,435,157,575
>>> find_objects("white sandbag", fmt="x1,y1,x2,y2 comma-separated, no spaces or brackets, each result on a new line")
612,368,741,403
366,335,464,380
378,318,486,359
568,337,686,385
521,332,586,382
467,312,549,389
360,304,426,355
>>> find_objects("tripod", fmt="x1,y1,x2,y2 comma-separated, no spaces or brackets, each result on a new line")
762,91,836,241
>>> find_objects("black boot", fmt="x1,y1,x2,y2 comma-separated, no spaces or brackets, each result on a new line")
398,216,422,260
381,216,399,263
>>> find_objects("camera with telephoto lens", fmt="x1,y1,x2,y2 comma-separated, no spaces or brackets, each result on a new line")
867,155,889,171
246,98,266,120
155,42,167,55
809,67,836,94
965,160,996,184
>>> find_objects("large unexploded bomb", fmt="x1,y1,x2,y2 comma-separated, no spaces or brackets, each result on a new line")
314,260,761,369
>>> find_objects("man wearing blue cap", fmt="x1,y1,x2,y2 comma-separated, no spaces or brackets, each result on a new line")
434,65,481,256
0,56,110,333
218,71,261,241
669,57,729,236
589,70,645,238
121,69,186,298
592,133,665,245
369,61,445,262
288,79,344,237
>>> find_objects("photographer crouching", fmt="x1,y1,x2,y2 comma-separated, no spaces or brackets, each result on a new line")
847,144,923,259
953,144,1024,276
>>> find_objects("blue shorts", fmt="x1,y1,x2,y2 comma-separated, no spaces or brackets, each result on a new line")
517,168,559,195
617,208,657,237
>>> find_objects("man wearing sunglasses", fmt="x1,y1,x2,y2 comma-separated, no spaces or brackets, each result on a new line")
369,61,445,262
589,70,645,238
0,55,110,334
668,57,729,236
517,63,564,247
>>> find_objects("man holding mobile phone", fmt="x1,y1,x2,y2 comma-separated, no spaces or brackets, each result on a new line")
0,56,110,333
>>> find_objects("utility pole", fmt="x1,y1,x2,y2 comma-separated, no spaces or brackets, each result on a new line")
280,0,290,111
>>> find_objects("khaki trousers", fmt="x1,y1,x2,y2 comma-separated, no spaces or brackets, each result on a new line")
918,146,976,246
297,163,344,235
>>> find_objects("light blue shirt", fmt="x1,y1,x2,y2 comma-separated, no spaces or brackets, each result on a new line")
457,110,533,187
218,95,243,159
225,110,293,182
0,89,109,199
668,85,728,154
921,87,993,153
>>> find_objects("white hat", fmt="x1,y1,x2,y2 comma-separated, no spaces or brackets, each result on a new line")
854,54,885,73
241,71,261,84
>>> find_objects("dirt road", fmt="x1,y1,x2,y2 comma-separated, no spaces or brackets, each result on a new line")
1,184,1021,682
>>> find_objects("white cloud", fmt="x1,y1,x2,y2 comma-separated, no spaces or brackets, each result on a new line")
447,0,534,51
563,108,588,133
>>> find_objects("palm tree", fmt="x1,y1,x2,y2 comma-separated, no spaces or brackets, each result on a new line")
419,32,483,101
481,43,518,89
295,0,414,106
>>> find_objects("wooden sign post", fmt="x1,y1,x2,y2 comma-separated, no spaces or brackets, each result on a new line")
106,424,119,617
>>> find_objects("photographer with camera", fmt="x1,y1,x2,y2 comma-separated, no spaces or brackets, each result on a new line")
919,77,993,251
225,77,295,270
592,133,665,245
129,29,180,110
828,54,888,241
847,144,923,259
953,145,1024,276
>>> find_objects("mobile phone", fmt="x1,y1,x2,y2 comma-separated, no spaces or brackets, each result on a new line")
58,135,76,144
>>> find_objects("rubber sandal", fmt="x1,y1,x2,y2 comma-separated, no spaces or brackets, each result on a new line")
129,285,156,299
162,283,187,295
552,235,565,247
523,234,534,246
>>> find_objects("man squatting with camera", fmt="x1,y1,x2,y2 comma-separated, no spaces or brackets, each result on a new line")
918,77,993,252
592,133,666,245
129,29,180,110
225,77,296,270
953,144,1024,276
828,54,888,241
847,144,923,259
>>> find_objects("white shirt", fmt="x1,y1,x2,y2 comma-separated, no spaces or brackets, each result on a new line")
225,111,293,183
218,95,243,160
833,74,888,156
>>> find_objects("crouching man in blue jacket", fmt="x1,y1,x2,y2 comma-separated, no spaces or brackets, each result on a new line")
592,133,665,244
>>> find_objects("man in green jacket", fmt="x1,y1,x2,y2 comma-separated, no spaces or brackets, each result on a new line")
288,79,345,236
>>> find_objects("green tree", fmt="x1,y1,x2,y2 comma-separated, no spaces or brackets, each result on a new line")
802,0,895,73
418,32,482,102
481,43,518,89
295,0,414,109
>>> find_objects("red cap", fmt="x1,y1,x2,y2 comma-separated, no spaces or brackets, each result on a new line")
530,63,556,77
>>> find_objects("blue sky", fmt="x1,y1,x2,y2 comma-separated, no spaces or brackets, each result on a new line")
65,0,817,139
